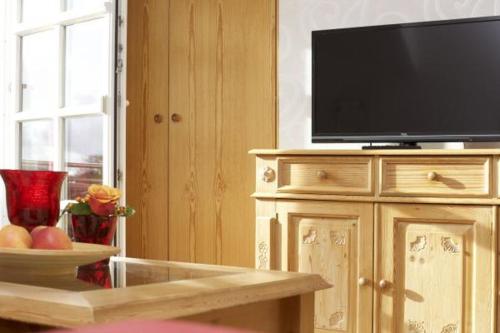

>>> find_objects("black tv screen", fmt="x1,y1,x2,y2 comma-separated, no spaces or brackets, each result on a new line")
312,16,500,143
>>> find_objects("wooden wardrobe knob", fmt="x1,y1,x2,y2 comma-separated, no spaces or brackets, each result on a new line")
153,114,163,123
171,113,181,122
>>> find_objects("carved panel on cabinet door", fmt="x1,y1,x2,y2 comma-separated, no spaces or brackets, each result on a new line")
408,320,425,333
441,237,460,254
397,222,469,333
409,235,427,252
292,216,356,331
329,311,345,329
257,241,269,269
441,323,458,333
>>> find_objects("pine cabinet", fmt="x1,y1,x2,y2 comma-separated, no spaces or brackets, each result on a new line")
253,150,500,333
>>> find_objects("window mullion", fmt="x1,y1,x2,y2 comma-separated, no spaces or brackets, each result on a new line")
58,25,65,109
54,20,64,173
15,0,21,23
53,116,63,172
10,0,20,168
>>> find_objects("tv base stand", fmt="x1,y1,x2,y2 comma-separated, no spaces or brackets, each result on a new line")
362,142,421,149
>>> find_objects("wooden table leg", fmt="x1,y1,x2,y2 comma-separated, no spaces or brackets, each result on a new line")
281,292,315,333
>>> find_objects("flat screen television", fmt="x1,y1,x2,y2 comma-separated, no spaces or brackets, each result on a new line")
312,16,500,144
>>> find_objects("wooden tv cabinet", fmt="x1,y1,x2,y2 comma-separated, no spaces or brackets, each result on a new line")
251,149,500,333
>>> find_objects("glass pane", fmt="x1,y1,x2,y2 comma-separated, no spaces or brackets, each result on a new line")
66,0,105,11
65,116,103,199
21,0,59,23
0,258,237,290
21,30,58,112
20,120,53,170
65,19,109,107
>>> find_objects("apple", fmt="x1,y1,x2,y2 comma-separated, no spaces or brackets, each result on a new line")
32,227,73,250
30,225,48,239
0,225,32,249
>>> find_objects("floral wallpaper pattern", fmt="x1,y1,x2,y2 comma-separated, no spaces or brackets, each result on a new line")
279,0,500,148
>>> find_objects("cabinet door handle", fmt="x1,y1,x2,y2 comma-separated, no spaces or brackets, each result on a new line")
427,171,438,181
378,279,390,289
358,277,369,286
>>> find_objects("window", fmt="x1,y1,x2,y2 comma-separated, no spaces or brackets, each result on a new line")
1,0,120,223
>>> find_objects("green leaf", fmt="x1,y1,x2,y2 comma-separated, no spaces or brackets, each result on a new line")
69,202,92,216
123,206,136,218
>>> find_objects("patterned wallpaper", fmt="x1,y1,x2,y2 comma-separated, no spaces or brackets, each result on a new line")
279,0,500,148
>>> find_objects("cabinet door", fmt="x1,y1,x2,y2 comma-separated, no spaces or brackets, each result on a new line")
276,201,373,333
376,204,495,333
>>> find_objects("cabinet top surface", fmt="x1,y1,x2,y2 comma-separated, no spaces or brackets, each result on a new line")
249,148,500,156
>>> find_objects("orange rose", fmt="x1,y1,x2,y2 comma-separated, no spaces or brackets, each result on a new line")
87,185,121,216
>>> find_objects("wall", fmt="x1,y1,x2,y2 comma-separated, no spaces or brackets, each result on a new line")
279,0,500,149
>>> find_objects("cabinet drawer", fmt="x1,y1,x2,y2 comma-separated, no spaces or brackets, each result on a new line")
277,157,373,195
380,157,491,197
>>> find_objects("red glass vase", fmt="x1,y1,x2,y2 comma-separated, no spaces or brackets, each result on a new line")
71,214,117,245
71,215,117,265
0,169,67,232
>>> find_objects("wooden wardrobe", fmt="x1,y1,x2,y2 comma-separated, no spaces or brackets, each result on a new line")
126,0,277,267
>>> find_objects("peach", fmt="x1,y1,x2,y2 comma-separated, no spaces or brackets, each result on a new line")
31,225,47,238
0,225,32,249
32,227,73,250
30,225,48,239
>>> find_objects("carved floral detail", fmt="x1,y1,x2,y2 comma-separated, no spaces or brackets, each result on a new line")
261,166,275,183
410,235,427,252
441,324,458,333
329,311,344,328
303,229,318,244
257,241,269,269
330,231,346,246
441,237,460,253
408,320,425,333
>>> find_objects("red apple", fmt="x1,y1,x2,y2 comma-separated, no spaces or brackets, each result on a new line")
30,225,48,239
0,225,32,249
31,227,73,250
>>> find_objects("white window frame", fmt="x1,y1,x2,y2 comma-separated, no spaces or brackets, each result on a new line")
1,0,127,244
6,0,116,185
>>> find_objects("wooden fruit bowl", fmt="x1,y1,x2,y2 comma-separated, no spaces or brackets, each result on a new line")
0,242,120,275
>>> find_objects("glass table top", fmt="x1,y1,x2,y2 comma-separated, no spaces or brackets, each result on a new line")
0,257,237,291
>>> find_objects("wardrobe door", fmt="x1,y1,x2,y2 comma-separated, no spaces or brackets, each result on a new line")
167,0,276,265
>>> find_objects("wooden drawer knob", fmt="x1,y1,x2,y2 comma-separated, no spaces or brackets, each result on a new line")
427,171,438,181
261,166,275,183
316,170,327,179
358,277,369,286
